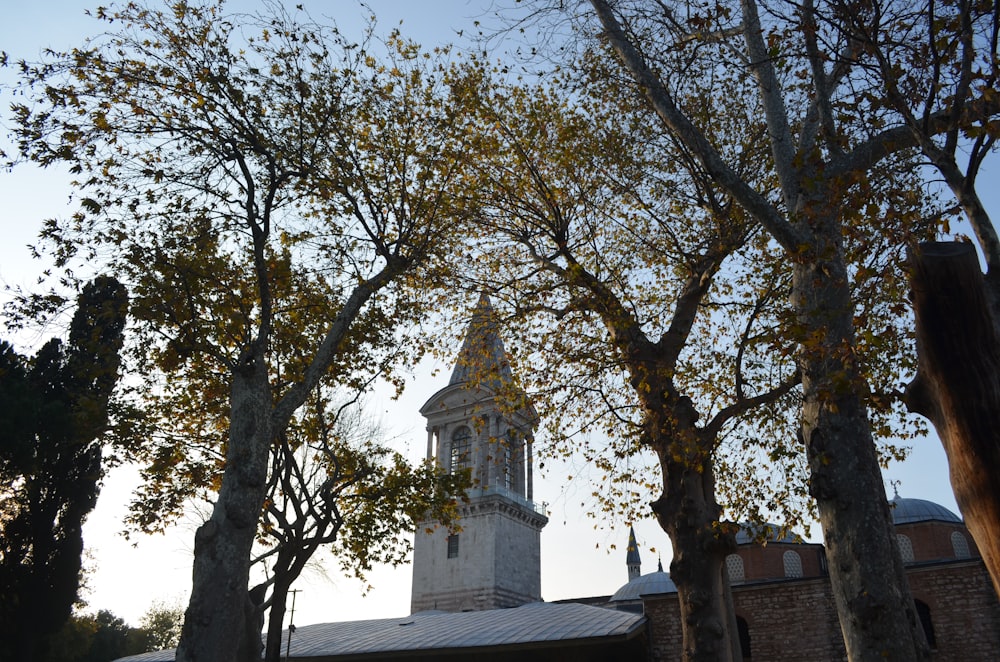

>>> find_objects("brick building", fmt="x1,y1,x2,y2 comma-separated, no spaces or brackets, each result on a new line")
639,497,1000,661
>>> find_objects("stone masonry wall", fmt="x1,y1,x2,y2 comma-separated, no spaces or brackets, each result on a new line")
906,561,1000,661
644,561,998,661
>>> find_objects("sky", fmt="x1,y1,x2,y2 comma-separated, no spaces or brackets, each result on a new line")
0,0,983,633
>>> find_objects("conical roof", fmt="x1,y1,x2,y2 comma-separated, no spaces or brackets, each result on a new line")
449,294,514,388
626,527,641,566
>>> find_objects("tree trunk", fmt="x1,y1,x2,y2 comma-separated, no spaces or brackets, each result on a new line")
262,543,307,662
652,442,736,662
176,353,273,662
794,215,928,661
263,576,291,662
720,563,742,662
905,241,1000,597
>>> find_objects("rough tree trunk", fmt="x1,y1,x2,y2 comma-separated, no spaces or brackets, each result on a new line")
649,396,737,662
793,217,928,661
176,353,273,662
653,459,736,662
263,574,292,662
263,543,314,662
905,241,1000,597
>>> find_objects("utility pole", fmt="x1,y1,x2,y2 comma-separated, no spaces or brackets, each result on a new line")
284,589,301,662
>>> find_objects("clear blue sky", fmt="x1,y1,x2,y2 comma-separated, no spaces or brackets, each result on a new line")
0,0,980,629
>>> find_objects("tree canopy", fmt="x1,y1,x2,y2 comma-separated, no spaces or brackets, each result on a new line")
9,2,478,660
454,29,943,655
573,0,997,658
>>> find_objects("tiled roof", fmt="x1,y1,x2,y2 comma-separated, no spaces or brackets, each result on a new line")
115,602,645,661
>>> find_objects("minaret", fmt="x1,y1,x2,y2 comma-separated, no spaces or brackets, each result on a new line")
627,527,642,581
410,295,549,613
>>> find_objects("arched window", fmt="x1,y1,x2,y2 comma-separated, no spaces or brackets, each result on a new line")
450,426,472,473
782,550,803,578
915,599,937,649
736,615,752,660
951,531,971,559
503,444,513,489
726,554,745,583
896,534,914,564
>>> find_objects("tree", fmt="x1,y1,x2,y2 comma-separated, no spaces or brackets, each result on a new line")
840,0,1000,597
461,61,799,661
255,395,466,662
572,1,1000,659
81,610,145,662
138,600,185,651
42,608,153,662
462,33,933,657
0,276,128,662
11,3,476,660
906,242,1000,598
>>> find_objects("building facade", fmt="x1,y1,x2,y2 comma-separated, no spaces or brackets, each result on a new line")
638,497,1000,661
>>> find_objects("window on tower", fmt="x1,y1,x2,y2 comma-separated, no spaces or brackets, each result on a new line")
503,438,513,490
447,534,459,559
450,426,472,473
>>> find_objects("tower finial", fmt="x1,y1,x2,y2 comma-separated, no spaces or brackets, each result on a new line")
626,526,641,581
449,294,513,387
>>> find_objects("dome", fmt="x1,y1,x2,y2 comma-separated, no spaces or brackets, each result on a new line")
610,571,677,602
889,497,961,525
734,522,800,545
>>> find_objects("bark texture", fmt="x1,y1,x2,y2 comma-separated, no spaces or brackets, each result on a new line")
905,241,1000,597
176,353,273,662
793,210,928,662
651,434,736,662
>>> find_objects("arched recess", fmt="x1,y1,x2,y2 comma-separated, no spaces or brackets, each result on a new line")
951,530,971,558
782,550,803,578
915,599,937,649
736,615,752,660
896,533,915,563
726,554,745,583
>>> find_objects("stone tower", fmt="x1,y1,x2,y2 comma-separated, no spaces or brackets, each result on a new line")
410,295,548,613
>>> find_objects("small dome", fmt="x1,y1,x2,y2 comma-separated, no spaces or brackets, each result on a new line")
734,522,800,545
889,497,961,525
610,571,677,602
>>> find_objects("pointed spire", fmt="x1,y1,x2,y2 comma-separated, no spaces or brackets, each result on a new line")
449,294,514,388
657,556,664,573
626,526,641,581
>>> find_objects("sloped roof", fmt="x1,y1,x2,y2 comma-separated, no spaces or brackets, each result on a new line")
115,602,646,661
